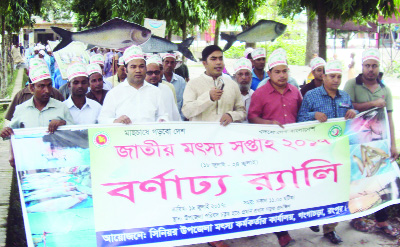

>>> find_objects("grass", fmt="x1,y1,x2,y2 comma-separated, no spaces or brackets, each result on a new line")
0,67,20,129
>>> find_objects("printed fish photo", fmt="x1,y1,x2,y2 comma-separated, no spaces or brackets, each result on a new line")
18,166,96,247
18,165,92,212
349,141,392,182
13,129,90,171
345,108,387,145
349,172,400,213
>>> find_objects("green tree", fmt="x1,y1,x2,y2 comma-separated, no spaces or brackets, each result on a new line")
71,0,113,30
71,0,210,41
0,0,42,96
280,0,400,60
40,0,73,22
206,0,265,46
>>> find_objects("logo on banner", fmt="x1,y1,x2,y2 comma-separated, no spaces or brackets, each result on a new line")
93,132,110,147
328,125,342,138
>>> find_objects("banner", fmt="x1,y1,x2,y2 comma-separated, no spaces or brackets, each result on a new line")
11,108,400,247
48,41,90,80
144,18,167,38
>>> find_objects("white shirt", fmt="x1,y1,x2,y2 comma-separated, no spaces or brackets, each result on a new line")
241,89,254,123
162,73,186,120
98,80,168,124
158,83,181,121
103,77,113,91
64,97,102,125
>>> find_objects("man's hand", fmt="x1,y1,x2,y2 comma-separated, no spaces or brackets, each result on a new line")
315,112,328,122
220,113,233,126
373,98,386,108
48,119,66,133
345,109,357,120
269,120,284,128
114,115,132,124
1,127,14,139
210,88,223,101
390,146,399,162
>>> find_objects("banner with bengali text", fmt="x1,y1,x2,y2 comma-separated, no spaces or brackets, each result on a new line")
11,108,400,247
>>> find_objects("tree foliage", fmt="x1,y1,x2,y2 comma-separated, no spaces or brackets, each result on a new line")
71,0,211,39
0,0,43,96
71,0,113,30
280,0,400,60
40,0,74,22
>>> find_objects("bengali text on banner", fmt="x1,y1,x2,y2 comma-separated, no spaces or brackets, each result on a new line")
11,108,400,247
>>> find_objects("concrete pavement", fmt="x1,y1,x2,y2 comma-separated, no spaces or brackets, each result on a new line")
0,68,23,247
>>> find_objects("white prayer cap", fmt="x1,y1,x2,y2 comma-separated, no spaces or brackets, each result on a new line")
118,56,124,66
362,48,380,63
29,65,51,84
268,48,288,70
39,50,46,56
29,58,47,69
87,63,102,76
46,45,51,51
310,57,326,71
325,60,343,75
146,54,162,65
244,47,254,59
90,54,105,65
233,58,252,74
123,45,145,64
251,48,266,60
161,53,176,60
175,51,183,61
67,62,88,81
34,46,39,51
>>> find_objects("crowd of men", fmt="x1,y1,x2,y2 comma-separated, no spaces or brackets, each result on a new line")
1,41,399,247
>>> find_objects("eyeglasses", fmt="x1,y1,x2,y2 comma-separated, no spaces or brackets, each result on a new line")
146,70,161,75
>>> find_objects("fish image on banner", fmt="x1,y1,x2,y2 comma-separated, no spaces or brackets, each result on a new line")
51,18,152,52
220,20,287,52
19,166,93,213
140,35,197,62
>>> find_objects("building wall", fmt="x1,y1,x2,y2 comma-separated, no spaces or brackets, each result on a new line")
22,22,73,48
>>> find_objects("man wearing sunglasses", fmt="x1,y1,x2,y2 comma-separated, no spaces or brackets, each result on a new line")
145,55,181,121
98,45,168,124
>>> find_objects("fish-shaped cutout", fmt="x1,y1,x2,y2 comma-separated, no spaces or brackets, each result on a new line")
51,18,152,52
140,35,197,62
27,194,88,213
220,20,287,52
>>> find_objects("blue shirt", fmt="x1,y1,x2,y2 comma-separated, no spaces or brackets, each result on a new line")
297,86,354,122
53,68,68,89
163,73,186,120
251,69,267,91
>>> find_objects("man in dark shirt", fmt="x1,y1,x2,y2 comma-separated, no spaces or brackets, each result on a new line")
86,63,108,105
300,57,326,97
